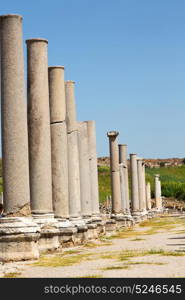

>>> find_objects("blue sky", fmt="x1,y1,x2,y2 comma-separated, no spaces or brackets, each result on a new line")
1,0,185,158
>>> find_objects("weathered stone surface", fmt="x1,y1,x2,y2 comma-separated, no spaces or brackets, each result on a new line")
155,174,162,210
65,81,77,133
0,217,40,262
0,14,30,214
130,154,140,213
137,159,146,211
78,122,92,217
146,182,152,210
118,144,130,214
26,38,53,214
32,214,60,252
48,66,66,122
86,120,100,216
107,131,122,214
67,131,81,219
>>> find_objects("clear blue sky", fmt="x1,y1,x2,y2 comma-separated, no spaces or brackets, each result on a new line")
1,0,185,158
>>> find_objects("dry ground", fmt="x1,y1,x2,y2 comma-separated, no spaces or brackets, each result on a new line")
1,215,185,278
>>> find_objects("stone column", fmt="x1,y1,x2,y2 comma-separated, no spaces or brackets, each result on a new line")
130,154,140,215
142,162,147,210
107,131,121,215
155,174,162,210
48,66,69,220
0,15,40,262
118,144,130,214
137,158,146,212
26,38,53,215
146,182,152,210
65,81,81,220
78,121,92,218
86,120,100,218
0,14,30,214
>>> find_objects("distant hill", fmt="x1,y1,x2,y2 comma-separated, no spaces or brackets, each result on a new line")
98,157,185,168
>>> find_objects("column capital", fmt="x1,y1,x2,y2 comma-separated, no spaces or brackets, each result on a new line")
48,66,65,70
26,38,48,44
107,131,119,138
0,14,23,20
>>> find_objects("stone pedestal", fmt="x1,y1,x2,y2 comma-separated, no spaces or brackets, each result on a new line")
0,217,40,262
33,214,60,252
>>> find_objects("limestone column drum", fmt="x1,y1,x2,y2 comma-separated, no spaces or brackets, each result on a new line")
146,182,152,210
118,144,130,214
26,38,53,215
78,121,92,218
137,158,145,211
155,174,162,209
86,120,100,217
0,14,40,262
0,14,30,214
107,131,121,214
65,81,81,219
142,162,147,211
48,66,69,219
130,154,140,213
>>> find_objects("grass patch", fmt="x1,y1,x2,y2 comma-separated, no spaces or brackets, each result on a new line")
77,274,103,278
63,250,82,255
102,265,130,270
32,253,92,267
3,272,21,278
124,261,166,266
130,238,145,241
83,241,112,248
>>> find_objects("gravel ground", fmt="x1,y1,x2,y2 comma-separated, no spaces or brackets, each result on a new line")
0,216,185,278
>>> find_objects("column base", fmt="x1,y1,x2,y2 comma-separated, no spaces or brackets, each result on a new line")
32,213,60,252
56,219,77,247
69,217,88,245
131,211,143,223
0,217,40,262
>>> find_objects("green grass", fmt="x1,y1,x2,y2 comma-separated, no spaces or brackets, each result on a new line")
32,253,92,267
98,166,111,203
3,272,21,278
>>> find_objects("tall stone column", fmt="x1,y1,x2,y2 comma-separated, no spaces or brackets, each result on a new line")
26,38,60,251
107,131,122,215
0,15,40,262
0,14,30,214
48,66,69,220
26,38,53,215
118,144,130,214
86,120,100,218
65,81,81,220
137,158,145,211
130,154,140,216
142,162,147,211
78,121,92,218
155,174,162,210
146,182,152,210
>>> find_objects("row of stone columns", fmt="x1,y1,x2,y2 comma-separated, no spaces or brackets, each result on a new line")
0,14,101,261
107,131,163,222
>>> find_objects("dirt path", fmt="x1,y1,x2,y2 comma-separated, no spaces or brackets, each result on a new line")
1,215,185,278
